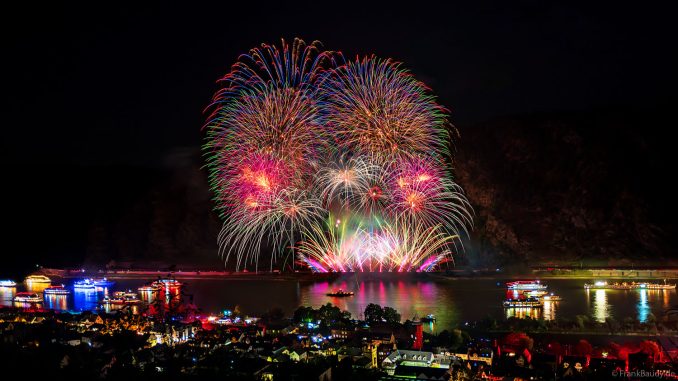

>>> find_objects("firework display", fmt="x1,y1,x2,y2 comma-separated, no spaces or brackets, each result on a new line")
204,38,472,272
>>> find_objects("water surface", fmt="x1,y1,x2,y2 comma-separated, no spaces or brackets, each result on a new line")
1,277,675,332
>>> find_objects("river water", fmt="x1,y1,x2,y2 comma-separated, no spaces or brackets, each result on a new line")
1,276,675,332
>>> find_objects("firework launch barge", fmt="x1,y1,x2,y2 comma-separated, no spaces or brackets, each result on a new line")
326,290,354,297
584,281,676,290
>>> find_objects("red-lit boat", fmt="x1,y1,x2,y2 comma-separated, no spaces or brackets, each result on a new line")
14,292,42,303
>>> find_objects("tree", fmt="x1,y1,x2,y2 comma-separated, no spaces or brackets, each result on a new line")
341,310,352,321
383,307,401,324
264,307,285,322
605,317,619,334
575,315,590,330
574,339,593,357
293,306,315,323
504,332,533,351
646,313,657,324
546,341,563,356
364,303,384,323
639,340,661,360
318,303,342,325
449,329,464,350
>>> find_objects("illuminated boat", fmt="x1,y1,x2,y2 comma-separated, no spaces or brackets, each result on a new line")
526,290,549,297
421,314,436,323
506,281,547,290
0,280,16,287
541,293,562,301
503,297,543,308
584,281,676,290
326,289,354,297
14,292,42,303
73,279,97,290
24,275,51,284
138,285,160,293
44,285,70,295
151,279,182,288
103,291,140,305
92,278,115,287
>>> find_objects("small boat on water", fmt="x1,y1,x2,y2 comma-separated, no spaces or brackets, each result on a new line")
525,290,549,297
138,285,160,293
103,291,140,305
24,275,51,284
44,285,70,295
92,278,115,287
326,289,354,297
584,281,676,290
541,294,562,301
14,292,42,303
0,280,17,287
73,279,97,290
506,281,547,290
421,314,436,323
152,279,182,288
503,297,543,308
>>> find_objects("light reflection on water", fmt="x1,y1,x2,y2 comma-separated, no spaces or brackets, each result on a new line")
592,289,610,322
73,289,100,311
44,294,68,310
0,287,16,307
542,300,555,320
13,301,42,309
585,287,675,323
139,289,158,303
506,307,542,320
300,280,456,332
638,289,649,323
102,304,140,314
25,282,49,293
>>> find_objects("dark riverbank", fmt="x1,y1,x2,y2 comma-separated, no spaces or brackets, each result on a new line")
33,267,678,282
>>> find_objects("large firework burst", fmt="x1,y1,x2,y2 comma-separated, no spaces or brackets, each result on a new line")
203,39,472,272
319,57,451,163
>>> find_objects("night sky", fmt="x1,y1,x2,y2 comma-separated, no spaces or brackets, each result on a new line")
4,2,677,275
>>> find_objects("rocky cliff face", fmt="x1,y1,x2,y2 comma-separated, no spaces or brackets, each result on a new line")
454,110,675,267
83,149,222,267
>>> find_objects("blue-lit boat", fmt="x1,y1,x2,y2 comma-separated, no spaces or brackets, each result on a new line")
0,280,16,287
73,279,97,290
44,285,70,295
92,278,115,287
